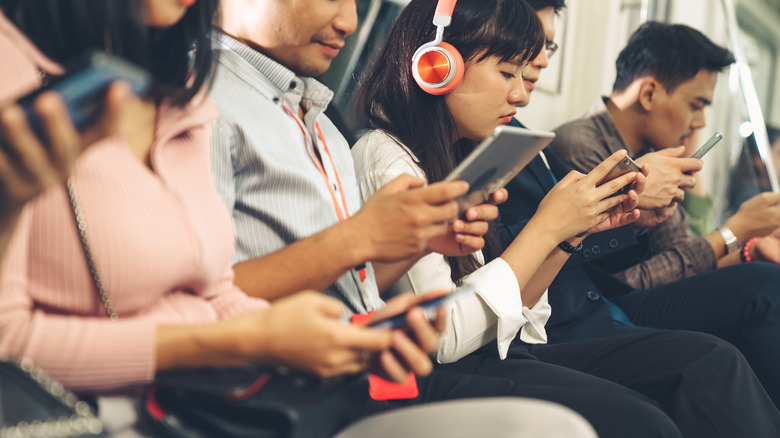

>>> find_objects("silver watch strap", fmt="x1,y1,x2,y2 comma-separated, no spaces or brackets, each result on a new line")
718,225,740,255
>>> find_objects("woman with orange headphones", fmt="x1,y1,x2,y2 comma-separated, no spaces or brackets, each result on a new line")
355,0,641,365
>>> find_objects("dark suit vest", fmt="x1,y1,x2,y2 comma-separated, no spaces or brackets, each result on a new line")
496,119,647,343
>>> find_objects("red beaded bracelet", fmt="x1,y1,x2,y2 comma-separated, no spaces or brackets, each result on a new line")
741,237,761,263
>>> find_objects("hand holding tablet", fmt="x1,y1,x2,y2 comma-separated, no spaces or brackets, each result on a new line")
443,125,555,213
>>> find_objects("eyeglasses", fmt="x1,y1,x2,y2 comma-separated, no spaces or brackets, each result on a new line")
545,40,559,59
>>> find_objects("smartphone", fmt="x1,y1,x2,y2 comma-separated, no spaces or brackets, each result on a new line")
18,50,151,139
692,132,723,159
597,155,642,187
367,286,477,330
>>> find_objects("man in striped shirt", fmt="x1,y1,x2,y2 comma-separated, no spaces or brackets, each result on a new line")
209,2,500,313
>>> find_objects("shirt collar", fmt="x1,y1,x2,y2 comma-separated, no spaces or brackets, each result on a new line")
585,96,610,118
587,96,648,158
216,33,334,114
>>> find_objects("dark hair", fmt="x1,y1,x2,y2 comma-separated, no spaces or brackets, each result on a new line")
0,0,219,106
354,0,544,282
613,21,734,93
523,0,566,13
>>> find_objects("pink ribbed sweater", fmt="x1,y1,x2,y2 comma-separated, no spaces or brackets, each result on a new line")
0,13,268,392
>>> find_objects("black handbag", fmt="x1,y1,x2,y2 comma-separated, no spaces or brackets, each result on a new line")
0,358,104,438
142,366,370,438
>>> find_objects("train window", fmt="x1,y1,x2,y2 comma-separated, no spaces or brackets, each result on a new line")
718,0,780,220
318,0,404,141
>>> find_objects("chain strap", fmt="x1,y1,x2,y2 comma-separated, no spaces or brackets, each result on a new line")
0,357,104,438
65,178,118,321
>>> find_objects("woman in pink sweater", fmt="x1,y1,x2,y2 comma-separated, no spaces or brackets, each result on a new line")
0,0,438,394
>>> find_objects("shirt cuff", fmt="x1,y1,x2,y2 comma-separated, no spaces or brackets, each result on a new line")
519,290,551,344
461,258,531,359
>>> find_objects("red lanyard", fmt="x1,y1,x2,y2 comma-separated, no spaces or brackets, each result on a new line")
283,105,367,281
283,106,351,221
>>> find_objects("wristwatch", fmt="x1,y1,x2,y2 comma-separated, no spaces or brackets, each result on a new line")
558,240,584,254
718,225,740,255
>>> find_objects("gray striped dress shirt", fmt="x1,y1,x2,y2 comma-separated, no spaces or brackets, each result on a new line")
209,34,382,313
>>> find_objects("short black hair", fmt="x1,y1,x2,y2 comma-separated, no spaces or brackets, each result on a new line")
613,21,734,93
523,0,566,13
0,0,219,106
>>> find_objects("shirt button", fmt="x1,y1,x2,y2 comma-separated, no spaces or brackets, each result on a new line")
582,249,592,258
272,97,280,104
609,238,619,249
290,81,297,89
586,291,600,301
592,245,601,256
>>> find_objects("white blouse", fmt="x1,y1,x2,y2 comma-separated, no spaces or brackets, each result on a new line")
352,130,551,364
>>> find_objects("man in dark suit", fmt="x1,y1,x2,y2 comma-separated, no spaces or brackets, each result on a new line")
500,118,643,342
499,0,647,343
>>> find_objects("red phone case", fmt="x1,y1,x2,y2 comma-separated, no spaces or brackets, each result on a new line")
351,313,419,400
368,373,418,400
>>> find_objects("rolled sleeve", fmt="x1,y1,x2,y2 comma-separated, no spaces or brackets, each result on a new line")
520,290,551,344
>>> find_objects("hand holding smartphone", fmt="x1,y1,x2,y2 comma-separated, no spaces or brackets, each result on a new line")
596,155,642,193
18,50,151,140
367,286,476,330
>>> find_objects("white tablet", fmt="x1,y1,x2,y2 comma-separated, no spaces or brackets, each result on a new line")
444,125,555,212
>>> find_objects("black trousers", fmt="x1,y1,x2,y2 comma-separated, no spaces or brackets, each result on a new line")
613,263,780,407
405,330,780,438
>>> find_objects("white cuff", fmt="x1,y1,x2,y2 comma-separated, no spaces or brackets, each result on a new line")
519,290,551,344
460,258,528,359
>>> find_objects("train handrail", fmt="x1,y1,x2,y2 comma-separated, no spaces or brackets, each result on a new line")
720,0,779,192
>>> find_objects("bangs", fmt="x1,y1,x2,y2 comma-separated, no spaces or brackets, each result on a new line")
445,0,545,66
475,7,544,65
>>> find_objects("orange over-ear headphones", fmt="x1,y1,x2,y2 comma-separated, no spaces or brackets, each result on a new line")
412,0,464,95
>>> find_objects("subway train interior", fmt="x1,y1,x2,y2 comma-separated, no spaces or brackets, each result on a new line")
322,0,780,225
4,0,780,436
